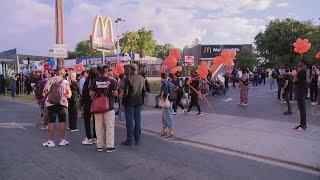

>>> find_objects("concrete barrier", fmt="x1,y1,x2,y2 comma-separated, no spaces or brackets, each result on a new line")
144,93,158,107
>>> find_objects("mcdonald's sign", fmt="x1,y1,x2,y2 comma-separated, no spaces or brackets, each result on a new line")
91,15,116,51
201,45,242,58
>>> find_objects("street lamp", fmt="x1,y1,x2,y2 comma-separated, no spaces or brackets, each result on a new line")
115,18,125,63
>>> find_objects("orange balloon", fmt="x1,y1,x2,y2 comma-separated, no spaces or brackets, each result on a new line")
164,56,177,68
170,67,178,74
169,49,181,60
293,38,311,55
316,51,320,60
224,58,233,67
213,56,224,65
115,62,124,74
230,50,237,59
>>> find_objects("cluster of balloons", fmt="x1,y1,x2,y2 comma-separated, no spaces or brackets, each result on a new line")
293,38,311,55
160,48,182,74
197,61,209,78
210,49,237,75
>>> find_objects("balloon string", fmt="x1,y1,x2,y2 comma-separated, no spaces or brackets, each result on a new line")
187,84,212,109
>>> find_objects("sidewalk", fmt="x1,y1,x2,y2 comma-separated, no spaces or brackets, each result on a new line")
138,108,320,170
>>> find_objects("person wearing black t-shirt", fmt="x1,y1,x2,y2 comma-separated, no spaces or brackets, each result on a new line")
283,69,292,115
293,60,308,131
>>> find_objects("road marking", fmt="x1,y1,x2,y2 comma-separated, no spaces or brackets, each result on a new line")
0,122,33,130
222,97,233,102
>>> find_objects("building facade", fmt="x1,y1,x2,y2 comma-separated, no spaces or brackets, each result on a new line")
183,44,253,66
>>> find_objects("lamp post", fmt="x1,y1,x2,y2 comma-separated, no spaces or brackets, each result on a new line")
55,0,64,68
115,18,125,63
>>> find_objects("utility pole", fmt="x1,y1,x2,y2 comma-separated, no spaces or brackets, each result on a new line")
55,0,64,69
115,18,125,63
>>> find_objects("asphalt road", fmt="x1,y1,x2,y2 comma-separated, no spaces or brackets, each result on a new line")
202,81,320,126
0,98,319,180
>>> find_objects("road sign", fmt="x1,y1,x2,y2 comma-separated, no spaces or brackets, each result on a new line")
185,56,194,66
53,44,68,58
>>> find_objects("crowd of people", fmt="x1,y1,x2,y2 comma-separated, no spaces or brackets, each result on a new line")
0,57,318,151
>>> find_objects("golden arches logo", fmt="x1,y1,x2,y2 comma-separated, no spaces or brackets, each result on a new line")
91,15,115,51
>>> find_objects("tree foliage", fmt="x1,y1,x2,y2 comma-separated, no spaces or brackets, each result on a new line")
255,18,318,68
120,28,156,58
236,46,257,70
155,43,173,60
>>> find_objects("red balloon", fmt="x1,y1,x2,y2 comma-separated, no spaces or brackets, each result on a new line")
169,49,181,60
164,56,177,68
197,61,208,78
316,51,320,60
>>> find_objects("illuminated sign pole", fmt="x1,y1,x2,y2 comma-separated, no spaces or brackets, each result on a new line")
91,15,116,64
115,18,125,63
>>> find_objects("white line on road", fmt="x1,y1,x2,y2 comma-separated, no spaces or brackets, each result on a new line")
0,122,33,130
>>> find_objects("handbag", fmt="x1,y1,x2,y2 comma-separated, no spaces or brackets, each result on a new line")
159,96,170,108
90,88,109,114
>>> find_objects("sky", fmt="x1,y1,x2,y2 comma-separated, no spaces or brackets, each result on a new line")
0,0,319,56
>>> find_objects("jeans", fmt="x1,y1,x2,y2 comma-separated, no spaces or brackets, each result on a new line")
310,84,318,102
94,110,115,148
174,90,184,113
296,94,306,127
118,98,126,120
125,106,141,143
277,84,282,100
11,85,16,97
162,103,174,129
283,91,292,113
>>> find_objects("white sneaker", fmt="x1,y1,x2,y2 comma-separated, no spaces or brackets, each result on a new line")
43,140,55,148
311,102,318,106
58,139,69,146
81,138,93,145
70,129,79,132
93,138,97,144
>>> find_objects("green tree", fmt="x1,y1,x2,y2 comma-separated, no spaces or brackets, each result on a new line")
74,40,102,57
255,18,318,68
119,31,139,53
236,47,257,70
304,30,320,66
155,43,173,60
136,28,156,58
120,28,156,58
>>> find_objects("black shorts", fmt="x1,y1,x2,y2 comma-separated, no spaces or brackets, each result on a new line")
47,105,67,123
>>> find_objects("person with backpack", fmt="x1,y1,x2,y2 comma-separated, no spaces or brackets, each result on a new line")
121,64,145,146
90,65,118,152
42,68,72,148
67,71,81,132
185,72,203,116
159,73,175,138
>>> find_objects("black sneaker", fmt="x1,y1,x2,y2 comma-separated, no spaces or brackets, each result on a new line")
106,147,116,153
196,112,203,116
134,141,141,146
96,147,103,152
121,140,133,146
283,111,292,115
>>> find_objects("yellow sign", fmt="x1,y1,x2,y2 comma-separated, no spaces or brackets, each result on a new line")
91,15,115,51
204,47,212,53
